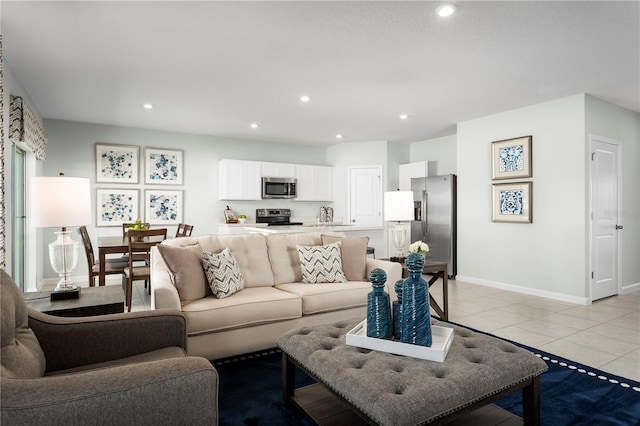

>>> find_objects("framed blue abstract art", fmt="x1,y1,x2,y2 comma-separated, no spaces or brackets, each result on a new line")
492,182,532,223
144,148,183,185
145,190,183,225
96,189,139,226
491,136,532,180
95,143,139,183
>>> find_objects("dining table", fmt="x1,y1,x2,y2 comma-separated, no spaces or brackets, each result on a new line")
96,235,166,287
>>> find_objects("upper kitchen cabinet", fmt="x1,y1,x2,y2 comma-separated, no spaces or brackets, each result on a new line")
295,165,334,201
398,161,436,190
261,162,296,178
218,159,262,200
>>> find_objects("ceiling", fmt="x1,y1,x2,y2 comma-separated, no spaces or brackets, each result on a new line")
2,1,639,146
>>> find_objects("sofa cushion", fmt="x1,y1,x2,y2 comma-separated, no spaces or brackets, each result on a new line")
181,287,302,335
162,234,274,288
297,241,347,284
156,243,211,305
1,270,46,379
266,233,323,285
321,235,369,281
275,282,370,315
201,248,245,299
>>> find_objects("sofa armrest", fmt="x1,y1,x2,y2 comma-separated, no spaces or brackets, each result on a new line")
366,258,402,301
150,247,182,310
28,309,187,373
1,357,218,426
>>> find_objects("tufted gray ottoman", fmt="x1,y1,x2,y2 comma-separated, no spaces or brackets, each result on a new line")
277,318,548,425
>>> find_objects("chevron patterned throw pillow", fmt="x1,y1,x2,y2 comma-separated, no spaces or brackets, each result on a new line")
296,241,347,284
201,248,245,298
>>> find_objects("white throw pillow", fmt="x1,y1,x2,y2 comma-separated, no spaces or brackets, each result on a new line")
296,241,347,284
201,248,245,298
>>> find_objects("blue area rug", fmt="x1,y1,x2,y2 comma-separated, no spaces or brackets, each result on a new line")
214,341,640,426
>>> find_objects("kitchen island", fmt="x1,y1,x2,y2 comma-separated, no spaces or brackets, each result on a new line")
217,223,387,257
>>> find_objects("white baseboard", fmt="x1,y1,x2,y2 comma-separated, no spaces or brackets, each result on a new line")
621,282,640,294
455,275,590,305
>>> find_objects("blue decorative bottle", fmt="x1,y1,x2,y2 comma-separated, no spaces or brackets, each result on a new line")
366,268,392,340
393,279,404,341
400,253,432,347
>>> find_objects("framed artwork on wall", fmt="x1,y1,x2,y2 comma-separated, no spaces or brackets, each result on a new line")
492,182,532,223
96,189,139,226
95,143,139,183
145,148,183,185
145,190,183,225
491,136,532,180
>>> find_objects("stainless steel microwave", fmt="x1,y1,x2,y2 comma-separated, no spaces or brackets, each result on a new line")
262,177,297,199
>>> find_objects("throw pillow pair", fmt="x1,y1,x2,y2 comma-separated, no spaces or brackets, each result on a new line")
157,244,244,301
296,235,369,284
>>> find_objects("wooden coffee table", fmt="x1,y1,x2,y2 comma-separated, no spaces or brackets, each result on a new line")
24,285,125,317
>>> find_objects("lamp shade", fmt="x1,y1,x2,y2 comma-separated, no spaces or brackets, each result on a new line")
383,190,414,222
31,176,92,228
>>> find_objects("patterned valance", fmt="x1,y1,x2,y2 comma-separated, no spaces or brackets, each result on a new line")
9,94,47,160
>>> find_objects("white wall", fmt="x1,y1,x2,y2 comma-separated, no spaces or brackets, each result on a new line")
41,119,332,280
410,134,457,175
457,95,589,302
585,95,640,292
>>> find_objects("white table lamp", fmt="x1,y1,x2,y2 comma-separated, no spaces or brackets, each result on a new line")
31,174,91,296
384,190,414,258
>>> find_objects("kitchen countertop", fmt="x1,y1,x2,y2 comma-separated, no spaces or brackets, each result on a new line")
242,224,384,234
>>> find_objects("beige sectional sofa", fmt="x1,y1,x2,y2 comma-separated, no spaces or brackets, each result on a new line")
150,232,402,360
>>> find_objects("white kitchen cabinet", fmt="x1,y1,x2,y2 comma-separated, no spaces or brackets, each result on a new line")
398,161,435,190
261,162,296,178
218,159,262,200
294,165,334,201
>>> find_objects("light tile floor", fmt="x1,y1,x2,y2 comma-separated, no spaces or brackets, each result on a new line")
130,278,640,381
128,278,639,425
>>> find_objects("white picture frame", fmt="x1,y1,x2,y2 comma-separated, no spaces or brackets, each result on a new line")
95,143,139,183
96,189,139,227
145,147,183,185
145,190,183,225
491,136,532,180
492,182,532,223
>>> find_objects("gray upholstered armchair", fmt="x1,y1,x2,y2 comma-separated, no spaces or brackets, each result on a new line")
0,270,218,425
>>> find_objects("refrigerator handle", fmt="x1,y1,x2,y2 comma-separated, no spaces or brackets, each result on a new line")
422,190,428,236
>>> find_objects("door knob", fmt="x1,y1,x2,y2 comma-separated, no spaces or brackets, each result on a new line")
615,225,623,230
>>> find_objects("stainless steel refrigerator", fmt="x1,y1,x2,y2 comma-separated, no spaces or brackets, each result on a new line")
411,175,457,277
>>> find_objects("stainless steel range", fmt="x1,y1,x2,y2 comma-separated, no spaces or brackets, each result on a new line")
256,209,303,226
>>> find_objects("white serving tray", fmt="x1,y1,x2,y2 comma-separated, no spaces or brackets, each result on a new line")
346,320,454,362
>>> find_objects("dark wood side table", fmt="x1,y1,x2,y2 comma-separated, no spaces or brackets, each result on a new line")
382,257,449,321
24,285,125,317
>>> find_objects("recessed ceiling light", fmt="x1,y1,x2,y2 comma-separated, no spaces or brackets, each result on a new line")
336,134,343,139
300,95,311,103
399,114,409,120
436,4,457,17
250,123,259,129
143,103,153,109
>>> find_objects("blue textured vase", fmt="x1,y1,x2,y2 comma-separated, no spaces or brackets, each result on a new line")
392,279,404,341
400,253,433,347
366,268,392,340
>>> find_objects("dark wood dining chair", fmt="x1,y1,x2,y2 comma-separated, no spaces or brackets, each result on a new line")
122,228,167,311
175,223,194,237
78,226,128,287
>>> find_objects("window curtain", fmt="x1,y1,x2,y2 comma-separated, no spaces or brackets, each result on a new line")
9,95,47,160
0,35,5,269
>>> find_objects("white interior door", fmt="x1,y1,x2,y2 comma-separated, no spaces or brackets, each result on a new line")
348,166,382,227
590,135,621,301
